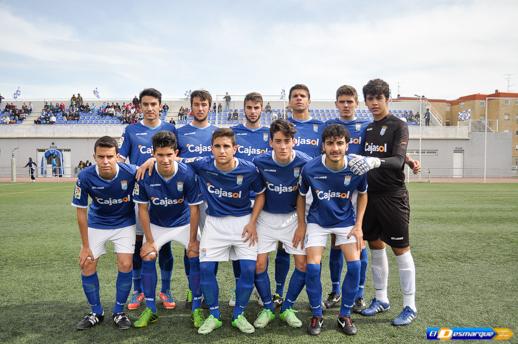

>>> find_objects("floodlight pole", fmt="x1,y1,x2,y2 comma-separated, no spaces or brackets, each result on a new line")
484,98,489,183
11,147,19,183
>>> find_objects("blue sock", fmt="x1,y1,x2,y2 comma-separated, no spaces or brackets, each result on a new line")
329,247,343,294
200,262,220,318
142,260,157,313
275,248,290,296
133,239,143,293
81,272,103,315
340,260,361,317
254,269,274,311
159,243,173,293
233,260,256,320
113,271,132,314
188,257,202,311
281,268,305,312
232,260,241,285
356,248,368,300
183,249,190,278
305,264,323,317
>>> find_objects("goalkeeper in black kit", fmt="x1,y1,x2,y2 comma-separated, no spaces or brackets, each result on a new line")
348,79,417,326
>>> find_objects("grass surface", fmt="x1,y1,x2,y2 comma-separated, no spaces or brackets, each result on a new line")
0,182,516,343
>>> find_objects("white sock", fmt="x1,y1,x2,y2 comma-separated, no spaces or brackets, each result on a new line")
396,251,416,312
370,248,389,304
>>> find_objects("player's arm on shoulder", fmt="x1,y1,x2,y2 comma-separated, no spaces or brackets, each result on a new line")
135,157,156,181
118,128,130,162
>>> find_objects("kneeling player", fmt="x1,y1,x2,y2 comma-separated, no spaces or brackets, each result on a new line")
72,136,136,330
188,128,265,335
298,124,368,336
252,119,311,329
132,131,204,328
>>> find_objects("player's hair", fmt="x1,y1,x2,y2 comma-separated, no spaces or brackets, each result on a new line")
94,136,119,154
336,85,358,103
152,131,177,151
289,84,311,100
270,119,296,140
139,88,162,104
211,127,236,145
362,79,390,100
190,90,212,108
243,92,263,107
321,124,350,143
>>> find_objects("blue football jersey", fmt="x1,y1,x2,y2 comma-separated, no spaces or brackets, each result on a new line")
71,163,137,229
299,155,367,228
119,120,178,166
177,123,218,158
288,117,324,158
232,124,270,161
187,156,265,217
253,150,311,214
133,161,202,228
325,118,370,155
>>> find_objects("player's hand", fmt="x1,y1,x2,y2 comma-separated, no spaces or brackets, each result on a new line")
348,154,381,175
347,224,363,251
187,239,200,256
242,222,258,247
292,224,306,250
140,241,157,259
79,247,94,269
136,158,156,181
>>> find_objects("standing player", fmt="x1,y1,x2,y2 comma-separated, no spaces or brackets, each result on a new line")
266,84,324,306
132,131,205,328
176,89,218,307
73,136,136,330
323,85,370,311
324,85,421,312
252,119,311,329
230,92,270,306
118,88,178,311
188,128,265,335
348,79,417,326
298,124,368,336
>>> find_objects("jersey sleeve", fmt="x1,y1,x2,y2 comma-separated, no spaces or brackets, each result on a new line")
357,174,368,193
133,180,148,204
298,168,310,196
185,168,203,205
250,167,266,194
71,176,89,208
118,127,131,160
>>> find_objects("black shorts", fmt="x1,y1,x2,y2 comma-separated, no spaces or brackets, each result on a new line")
363,190,410,248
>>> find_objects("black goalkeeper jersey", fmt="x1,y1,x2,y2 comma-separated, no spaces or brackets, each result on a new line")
362,114,408,194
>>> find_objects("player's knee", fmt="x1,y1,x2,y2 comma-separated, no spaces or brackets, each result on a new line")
368,240,385,250
255,259,267,274
392,246,410,256
81,260,97,275
294,258,306,272
118,259,133,272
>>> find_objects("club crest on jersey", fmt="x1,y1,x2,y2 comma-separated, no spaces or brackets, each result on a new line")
313,124,319,132
118,136,124,148
236,175,243,185
355,123,361,132
344,175,351,186
263,133,269,141
294,167,301,178
380,125,387,136
177,181,184,192
121,180,128,190
133,183,140,196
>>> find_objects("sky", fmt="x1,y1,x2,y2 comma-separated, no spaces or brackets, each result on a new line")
1,0,517,101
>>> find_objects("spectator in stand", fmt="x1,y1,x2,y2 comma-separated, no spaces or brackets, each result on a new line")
71,94,77,106
217,103,222,113
169,117,176,125
77,93,83,106
162,103,169,113
212,102,216,112
424,108,431,126
132,95,139,107
49,113,57,124
232,108,239,120
0,94,4,105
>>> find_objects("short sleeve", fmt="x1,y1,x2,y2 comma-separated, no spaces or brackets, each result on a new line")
185,168,203,205
250,168,265,194
71,176,89,208
357,175,368,193
133,180,148,204
118,127,131,160
298,167,310,196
